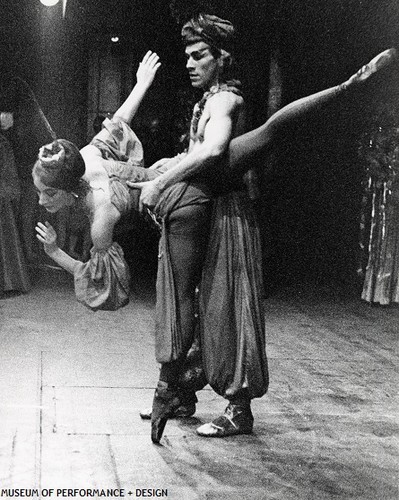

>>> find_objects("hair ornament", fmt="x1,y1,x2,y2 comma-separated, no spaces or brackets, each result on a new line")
38,143,66,169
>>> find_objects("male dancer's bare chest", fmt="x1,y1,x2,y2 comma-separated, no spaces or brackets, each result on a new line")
189,99,246,149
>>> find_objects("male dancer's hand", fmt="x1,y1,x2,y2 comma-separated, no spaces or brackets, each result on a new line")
127,179,162,211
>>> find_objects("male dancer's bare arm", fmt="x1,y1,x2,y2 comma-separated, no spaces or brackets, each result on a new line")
128,93,240,207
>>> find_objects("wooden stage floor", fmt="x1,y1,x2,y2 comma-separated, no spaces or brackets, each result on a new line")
0,269,397,499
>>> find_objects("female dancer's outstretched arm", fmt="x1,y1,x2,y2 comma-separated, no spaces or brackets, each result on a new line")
113,51,161,124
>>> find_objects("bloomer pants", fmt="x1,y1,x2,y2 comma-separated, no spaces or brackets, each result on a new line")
154,82,352,394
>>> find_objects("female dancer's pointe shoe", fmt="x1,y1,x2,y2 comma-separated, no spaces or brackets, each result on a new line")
196,403,254,438
151,381,181,444
140,400,196,420
141,388,197,420
346,48,397,86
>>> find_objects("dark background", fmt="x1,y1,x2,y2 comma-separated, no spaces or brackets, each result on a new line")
1,0,398,293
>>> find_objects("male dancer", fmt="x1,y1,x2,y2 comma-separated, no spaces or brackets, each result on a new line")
131,13,267,441
130,13,397,442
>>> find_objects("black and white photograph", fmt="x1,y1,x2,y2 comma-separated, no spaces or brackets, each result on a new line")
0,0,398,498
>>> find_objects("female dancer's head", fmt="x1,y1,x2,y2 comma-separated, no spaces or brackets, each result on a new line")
181,13,237,89
32,139,86,213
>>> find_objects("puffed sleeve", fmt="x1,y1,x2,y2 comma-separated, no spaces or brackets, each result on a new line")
73,242,130,311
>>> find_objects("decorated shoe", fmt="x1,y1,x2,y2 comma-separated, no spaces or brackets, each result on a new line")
196,403,254,438
346,48,397,87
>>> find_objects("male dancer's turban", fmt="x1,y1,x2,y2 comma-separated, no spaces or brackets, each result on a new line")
181,13,235,53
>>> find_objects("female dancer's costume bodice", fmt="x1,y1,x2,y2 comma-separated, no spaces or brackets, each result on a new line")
74,118,156,311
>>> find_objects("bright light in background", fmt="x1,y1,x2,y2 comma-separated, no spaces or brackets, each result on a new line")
40,0,59,6
39,0,67,18
111,36,120,43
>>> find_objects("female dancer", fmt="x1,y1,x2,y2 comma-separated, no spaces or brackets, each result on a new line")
34,51,161,310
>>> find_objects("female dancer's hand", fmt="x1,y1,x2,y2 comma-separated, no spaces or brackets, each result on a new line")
127,179,162,211
35,221,58,254
136,51,161,89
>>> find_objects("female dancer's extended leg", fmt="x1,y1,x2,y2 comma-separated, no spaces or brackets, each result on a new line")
226,48,397,178
150,198,212,443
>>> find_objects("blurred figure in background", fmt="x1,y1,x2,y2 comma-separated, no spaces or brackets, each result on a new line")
0,110,30,294
358,113,399,305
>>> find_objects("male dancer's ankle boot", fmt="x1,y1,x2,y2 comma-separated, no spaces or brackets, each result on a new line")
196,391,253,438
